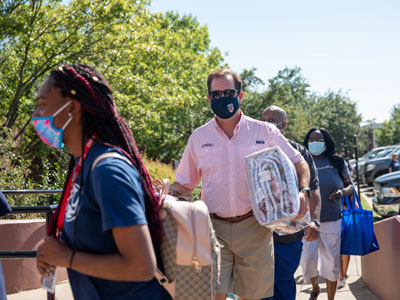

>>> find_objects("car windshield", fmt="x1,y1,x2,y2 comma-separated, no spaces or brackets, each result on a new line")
368,148,392,159
375,148,396,158
362,149,375,159
366,149,384,159
394,148,400,156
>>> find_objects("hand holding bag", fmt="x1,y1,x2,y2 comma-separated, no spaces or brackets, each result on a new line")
340,188,379,255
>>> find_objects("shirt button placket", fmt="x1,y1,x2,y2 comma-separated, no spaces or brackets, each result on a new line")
228,140,236,216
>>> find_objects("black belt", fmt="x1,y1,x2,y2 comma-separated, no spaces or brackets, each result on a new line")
273,229,304,244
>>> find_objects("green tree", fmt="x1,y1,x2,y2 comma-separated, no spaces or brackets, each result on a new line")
1,0,223,168
241,67,264,92
241,67,311,143
375,104,400,146
101,11,223,161
308,90,362,154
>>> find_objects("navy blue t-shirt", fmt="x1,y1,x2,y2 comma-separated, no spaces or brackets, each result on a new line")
389,159,400,172
61,144,170,300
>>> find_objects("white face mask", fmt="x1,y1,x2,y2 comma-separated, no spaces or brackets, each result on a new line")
308,141,326,156
265,121,282,128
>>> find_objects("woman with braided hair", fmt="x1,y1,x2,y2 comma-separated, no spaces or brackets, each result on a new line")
34,64,171,299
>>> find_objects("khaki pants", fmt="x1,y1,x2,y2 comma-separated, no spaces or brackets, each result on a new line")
211,215,274,299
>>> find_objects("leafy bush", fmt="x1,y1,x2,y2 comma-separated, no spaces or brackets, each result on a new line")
0,128,67,218
0,129,177,218
142,155,176,183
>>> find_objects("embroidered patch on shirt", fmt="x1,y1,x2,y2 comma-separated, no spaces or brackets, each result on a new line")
256,140,265,144
202,143,214,148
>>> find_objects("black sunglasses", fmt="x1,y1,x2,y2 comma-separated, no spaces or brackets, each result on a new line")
209,89,240,100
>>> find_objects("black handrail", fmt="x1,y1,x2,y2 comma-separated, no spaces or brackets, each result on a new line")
0,251,37,259
1,190,62,195
0,190,61,299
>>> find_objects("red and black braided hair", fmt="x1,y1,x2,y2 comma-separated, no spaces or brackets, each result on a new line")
48,64,161,247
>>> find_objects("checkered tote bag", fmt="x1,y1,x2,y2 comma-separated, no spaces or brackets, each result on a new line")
155,182,221,300
92,155,220,299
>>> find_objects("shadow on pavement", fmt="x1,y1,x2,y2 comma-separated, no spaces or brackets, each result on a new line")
347,277,378,299
295,274,326,285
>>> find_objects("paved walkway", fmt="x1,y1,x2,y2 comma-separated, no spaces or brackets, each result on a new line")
7,255,378,300
7,187,379,300
294,255,378,300
7,280,73,300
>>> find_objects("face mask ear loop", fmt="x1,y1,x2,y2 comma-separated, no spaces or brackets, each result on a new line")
53,101,72,117
61,116,73,130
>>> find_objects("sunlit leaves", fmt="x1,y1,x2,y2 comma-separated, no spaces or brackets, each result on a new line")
1,0,223,168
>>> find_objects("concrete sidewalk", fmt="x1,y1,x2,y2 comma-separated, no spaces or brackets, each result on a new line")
7,186,379,300
294,255,378,300
293,182,379,300
7,254,378,300
7,279,73,300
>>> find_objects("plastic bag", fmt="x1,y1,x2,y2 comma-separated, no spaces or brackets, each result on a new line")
245,146,300,229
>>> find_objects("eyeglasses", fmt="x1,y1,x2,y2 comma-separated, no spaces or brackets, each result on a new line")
209,89,240,100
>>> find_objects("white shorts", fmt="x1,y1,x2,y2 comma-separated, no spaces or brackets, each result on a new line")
300,219,342,283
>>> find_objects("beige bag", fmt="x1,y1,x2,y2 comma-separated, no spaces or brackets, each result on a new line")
92,153,220,300
155,180,221,300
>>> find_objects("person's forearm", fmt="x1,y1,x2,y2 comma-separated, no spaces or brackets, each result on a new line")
295,160,310,188
68,250,155,281
170,182,193,196
342,184,353,197
309,189,321,220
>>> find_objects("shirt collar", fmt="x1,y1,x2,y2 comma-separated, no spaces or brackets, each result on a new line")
212,110,245,137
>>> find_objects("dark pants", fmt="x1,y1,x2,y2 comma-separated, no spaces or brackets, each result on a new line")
0,260,7,300
263,240,303,300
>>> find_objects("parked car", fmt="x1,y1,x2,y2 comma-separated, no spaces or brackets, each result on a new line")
372,171,400,217
362,146,400,185
349,146,393,178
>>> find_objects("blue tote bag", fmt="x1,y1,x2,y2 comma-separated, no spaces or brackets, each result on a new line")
340,189,379,255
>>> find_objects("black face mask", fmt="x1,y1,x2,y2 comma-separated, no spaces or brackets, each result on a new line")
210,96,240,119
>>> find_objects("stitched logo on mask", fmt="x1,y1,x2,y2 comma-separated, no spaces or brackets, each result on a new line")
227,103,234,113
256,140,265,144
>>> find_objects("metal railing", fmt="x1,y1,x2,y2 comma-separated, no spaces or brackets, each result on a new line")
0,190,62,299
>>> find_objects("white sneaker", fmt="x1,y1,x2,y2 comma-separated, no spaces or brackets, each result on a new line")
337,278,346,289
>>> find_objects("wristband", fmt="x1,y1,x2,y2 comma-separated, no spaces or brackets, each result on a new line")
311,218,320,227
299,186,311,198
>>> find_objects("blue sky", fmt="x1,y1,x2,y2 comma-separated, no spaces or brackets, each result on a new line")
150,0,400,123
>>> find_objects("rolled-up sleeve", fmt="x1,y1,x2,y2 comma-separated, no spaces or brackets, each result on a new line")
174,135,202,190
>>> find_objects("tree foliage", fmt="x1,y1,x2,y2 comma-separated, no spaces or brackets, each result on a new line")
376,104,400,146
241,67,264,92
241,67,311,143
241,67,362,153
0,1,365,193
0,0,224,175
308,90,362,154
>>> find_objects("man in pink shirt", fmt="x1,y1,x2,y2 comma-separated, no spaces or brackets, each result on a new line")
170,69,310,300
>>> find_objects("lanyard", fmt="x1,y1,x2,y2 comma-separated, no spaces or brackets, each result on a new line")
55,137,96,238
